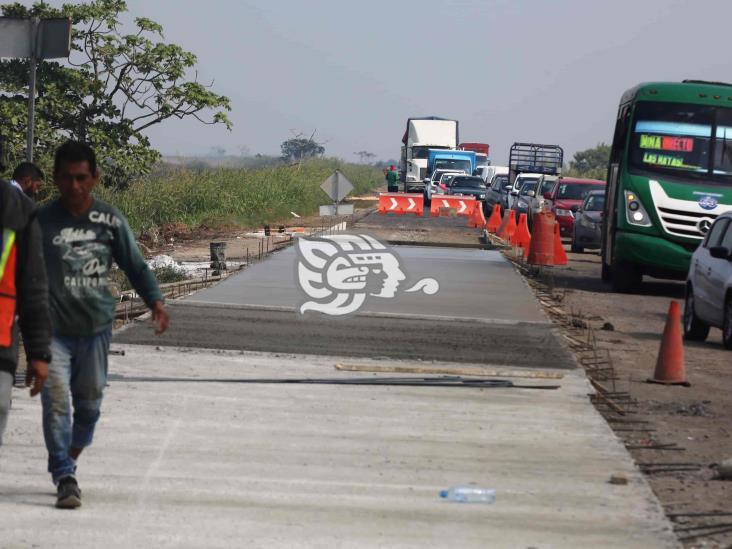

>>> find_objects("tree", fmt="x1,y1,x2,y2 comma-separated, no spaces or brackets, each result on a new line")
0,0,232,187
567,143,610,180
280,131,325,162
354,150,376,164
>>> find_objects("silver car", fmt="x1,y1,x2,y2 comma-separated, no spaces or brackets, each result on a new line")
684,211,732,349
571,190,605,252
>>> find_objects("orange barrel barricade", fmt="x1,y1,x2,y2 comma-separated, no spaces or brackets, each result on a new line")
510,213,531,255
486,204,502,234
527,211,556,265
467,202,487,229
429,195,477,217
553,221,568,266
378,193,424,216
498,209,517,241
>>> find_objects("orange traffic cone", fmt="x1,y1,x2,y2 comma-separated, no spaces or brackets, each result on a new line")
486,204,502,233
511,213,531,252
527,212,555,265
468,202,487,229
496,209,510,236
499,210,517,241
647,301,690,386
552,222,568,266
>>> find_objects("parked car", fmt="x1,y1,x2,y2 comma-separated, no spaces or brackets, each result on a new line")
512,179,540,222
446,175,487,202
546,177,606,236
683,211,732,349
485,173,510,214
425,169,464,200
571,190,605,252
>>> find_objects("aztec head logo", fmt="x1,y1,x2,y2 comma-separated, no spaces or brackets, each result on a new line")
295,233,439,316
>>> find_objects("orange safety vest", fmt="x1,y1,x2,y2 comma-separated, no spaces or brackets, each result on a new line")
0,228,17,347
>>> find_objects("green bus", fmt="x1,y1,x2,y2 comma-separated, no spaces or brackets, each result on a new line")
602,80,732,291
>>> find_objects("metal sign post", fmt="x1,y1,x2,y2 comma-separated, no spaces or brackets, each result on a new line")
0,17,71,161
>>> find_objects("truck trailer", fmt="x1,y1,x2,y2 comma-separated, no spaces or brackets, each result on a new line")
400,117,459,191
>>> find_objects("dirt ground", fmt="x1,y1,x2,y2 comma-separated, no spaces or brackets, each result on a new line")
537,247,732,548
143,198,377,262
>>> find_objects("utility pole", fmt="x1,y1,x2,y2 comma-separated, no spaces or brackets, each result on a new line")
27,17,40,161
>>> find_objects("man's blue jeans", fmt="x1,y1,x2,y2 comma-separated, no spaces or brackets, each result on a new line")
41,329,111,484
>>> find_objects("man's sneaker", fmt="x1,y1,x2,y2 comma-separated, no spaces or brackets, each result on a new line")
56,476,81,509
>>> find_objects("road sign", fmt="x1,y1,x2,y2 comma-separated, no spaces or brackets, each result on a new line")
0,17,71,59
320,170,354,203
0,17,72,162
319,204,354,216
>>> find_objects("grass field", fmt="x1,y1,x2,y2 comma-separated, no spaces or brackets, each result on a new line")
95,159,383,233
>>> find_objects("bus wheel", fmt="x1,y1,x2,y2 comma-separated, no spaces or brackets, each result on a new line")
601,260,611,283
684,287,710,342
610,261,642,293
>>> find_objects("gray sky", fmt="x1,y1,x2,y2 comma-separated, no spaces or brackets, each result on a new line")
44,0,732,163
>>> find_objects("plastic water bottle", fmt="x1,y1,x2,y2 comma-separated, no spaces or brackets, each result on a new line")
439,486,496,503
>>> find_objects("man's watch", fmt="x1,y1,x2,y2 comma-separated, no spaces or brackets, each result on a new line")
29,352,52,363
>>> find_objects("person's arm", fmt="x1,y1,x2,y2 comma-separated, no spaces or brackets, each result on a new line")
112,215,169,335
17,213,51,396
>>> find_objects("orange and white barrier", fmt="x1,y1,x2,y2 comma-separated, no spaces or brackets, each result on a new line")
378,193,424,215
429,196,477,217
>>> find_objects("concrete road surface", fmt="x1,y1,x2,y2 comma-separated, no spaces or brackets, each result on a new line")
0,233,677,547
1,348,676,548
116,246,573,367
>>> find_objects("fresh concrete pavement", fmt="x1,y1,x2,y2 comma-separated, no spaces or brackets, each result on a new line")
0,239,678,547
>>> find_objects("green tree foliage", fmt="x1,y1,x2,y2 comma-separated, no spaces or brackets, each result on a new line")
566,143,610,180
281,135,325,162
0,0,232,187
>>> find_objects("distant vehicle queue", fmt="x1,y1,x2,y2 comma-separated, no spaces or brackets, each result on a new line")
390,79,732,348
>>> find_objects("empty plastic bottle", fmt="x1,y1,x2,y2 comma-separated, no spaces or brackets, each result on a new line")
439,486,496,503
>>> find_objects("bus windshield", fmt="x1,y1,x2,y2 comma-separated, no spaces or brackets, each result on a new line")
629,101,732,181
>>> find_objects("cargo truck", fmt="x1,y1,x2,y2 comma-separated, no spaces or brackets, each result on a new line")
400,117,459,191
427,149,477,177
507,143,564,211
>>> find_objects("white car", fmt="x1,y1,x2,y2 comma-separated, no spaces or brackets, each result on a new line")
507,173,543,210
684,211,732,349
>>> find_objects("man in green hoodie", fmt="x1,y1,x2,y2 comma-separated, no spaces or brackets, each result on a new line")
38,141,170,509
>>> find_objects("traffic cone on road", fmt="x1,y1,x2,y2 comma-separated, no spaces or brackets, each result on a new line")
647,301,690,386
499,210,517,241
527,212,555,266
511,213,531,254
486,204,502,233
552,222,568,266
468,202,487,229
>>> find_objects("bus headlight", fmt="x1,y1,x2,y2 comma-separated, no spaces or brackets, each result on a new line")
624,191,652,227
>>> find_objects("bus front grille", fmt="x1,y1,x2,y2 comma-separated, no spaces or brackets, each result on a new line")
657,206,717,239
